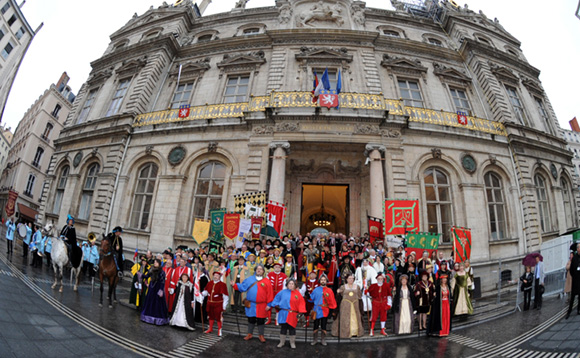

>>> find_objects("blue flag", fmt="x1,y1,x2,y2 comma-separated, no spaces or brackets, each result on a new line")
321,68,331,90
336,70,342,94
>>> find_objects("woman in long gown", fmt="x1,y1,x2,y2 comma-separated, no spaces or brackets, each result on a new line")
170,273,196,331
129,255,150,310
414,271,435,330
428,274,452,337
451,262,473,316
393,274,415,335
331,274,365,338
140,259,169,325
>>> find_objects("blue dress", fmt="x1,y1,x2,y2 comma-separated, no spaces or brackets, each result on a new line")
140,269,169,325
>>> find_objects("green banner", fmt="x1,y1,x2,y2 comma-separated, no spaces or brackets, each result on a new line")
405,232,440,256
210,208,226,239
573,230,580,243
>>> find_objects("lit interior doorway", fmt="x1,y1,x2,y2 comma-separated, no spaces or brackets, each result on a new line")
301,184,349,235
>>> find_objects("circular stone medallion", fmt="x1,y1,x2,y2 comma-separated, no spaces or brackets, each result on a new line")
168,146,186,166
550,163,558,180
73,152,83,168
461,154,477,173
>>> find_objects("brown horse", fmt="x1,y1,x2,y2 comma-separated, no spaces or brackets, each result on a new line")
99,237,119,308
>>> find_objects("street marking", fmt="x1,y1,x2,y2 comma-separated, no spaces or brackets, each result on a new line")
168,334,222,357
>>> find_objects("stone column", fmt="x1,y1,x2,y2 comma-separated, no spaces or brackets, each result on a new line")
365,144,386,219
268,141,290,204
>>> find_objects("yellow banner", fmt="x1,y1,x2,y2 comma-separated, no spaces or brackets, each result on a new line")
192,219,210,244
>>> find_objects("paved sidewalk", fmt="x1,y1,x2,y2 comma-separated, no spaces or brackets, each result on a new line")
521,308,580,352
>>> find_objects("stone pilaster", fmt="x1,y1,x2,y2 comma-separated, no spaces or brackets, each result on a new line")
269,141,290,204
365,143,385,218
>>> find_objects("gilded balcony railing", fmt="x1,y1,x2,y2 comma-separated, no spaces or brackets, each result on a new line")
133,91,507,136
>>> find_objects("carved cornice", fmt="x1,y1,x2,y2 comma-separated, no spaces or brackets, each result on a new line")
432,63,471,86
116,57,148,78
381,54,427,76
86,68,114,87
289,159,315,173
169,59,211,81
217,51,266,72
295,47,353,64
489,62,519,85
521,77,544,97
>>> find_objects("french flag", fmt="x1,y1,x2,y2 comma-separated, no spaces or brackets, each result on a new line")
133,248,138,262
312,70,321,103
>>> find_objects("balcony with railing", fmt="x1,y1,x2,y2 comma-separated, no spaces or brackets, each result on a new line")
133,91,507,137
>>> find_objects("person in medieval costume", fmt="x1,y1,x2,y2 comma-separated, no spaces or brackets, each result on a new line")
267,262,287,325
338,255,355,286
451,262,473,316
268,278,306,349
163,259,176,313
230,255,251,313
169,272,196,331
414,270,435,330
327,246,340,292
355,259,378,313
393,274,415,335
310,274,337,346
428,274,452,337
331,273,364,338
140,259,169,325
234,264,274,343
130,255,150,310
193,262,209,323
61,215,80,265
202,271,229,336
367,272,393,336
283,254,297,280
299,270,320,328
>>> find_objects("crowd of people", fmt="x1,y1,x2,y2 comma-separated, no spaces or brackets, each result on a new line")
127,231,476,347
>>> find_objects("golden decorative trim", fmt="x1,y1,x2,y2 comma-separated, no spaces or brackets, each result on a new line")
133,91,507,136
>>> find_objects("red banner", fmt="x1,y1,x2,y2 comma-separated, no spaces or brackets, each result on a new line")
368,216,383,245
384,199,420,235
452,227,472,263
223,213,240,240
251,217,263,239
266,201,286,236
5,190,18,217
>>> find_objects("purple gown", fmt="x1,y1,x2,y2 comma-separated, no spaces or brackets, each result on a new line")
140,269,169,325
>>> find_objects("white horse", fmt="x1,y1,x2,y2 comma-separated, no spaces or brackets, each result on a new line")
46,223,84,292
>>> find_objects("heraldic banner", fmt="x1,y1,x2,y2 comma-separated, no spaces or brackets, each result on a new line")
223,213,241,240
192,219,210,245
367,216,383,245
452,226,472,263
405,232,440,257
384,198,420,236
234,191,268,222
266,201,286,236
5,190,18,217
210,208,226,239
251,216,263,239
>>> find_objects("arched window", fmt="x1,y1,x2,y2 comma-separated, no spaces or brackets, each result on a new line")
197,34,213,42
192,162,226,220
52,165,69,214
484,172,507,240
534,174,551,232
130,163,159,230
424,167,453,242
383,30,400,37
428,38,443,46
79,163,100,220
243,28,260,35
561,177,574,228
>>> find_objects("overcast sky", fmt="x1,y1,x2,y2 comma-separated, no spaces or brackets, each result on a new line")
2,0,579,132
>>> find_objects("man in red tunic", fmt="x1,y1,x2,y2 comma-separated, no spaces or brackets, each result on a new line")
326,246,339,291
203,271,229,336
267,262,287,325
163,259,175,313
367,273,393,336
299,270,320,327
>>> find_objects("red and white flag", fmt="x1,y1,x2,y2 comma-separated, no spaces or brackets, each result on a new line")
319,90,338,109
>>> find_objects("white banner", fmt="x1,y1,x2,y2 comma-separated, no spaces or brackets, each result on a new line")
244,204,262,218
386,235,403,248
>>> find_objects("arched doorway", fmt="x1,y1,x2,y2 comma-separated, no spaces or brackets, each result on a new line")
300,183,349,235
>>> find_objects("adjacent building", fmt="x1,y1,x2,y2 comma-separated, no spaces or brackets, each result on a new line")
0,72,75,222
39,0,578,293
0,125,12,172
0,0,41,122
563,117,580,181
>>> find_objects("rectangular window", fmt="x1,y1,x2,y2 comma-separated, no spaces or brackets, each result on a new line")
77,89,97,124
505,86,528,125
24,174,35,197
313,68,338,91
1,42,13,59
0,2,10,14
106,79,130,117
0,29,4,41
449,88,472,114
78,193,92,220
14,26,24,40
398,79,424,108
535,97,553,135
32,147,43,168
223,75,249,103
7,14,16,26
170,82,194,109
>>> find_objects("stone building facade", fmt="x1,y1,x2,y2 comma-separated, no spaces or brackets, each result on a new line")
0,126,13,172
0,73,74,222
39,0,578,293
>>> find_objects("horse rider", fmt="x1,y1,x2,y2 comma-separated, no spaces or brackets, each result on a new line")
60,215,77,263
105,226,124,278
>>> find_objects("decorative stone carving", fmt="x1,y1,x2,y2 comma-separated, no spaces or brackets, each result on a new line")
218,51,266,73
488,154,497,165
295,47,353,64
432,63,471,86
521,77,543,96
234,0,248,9
116,57,148,77
364,143,386,157
431,148,442,159
337,160,362,174
276,122,300,132
297,1,344,28
87,68,113,87
278,3,292,24
489,63,519,85
289,159,315,173
145,145,154,154
461,153,477,173
170,59,211,80
351,4,365,26
168,146,186,166
381,129,401,138
550,163,558,180
73,152,83,168
208,141,218,152
91,147,98,157
253,125,274,135
381,54,427,76
354,124,379,134
269,141,291,153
